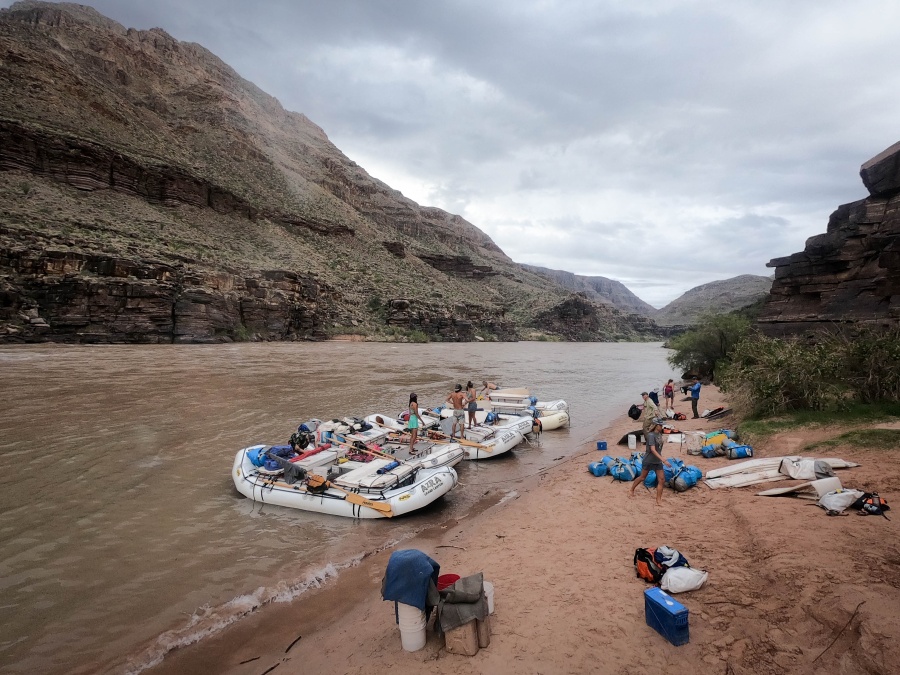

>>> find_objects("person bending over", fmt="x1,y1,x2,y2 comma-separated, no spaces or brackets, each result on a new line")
478,380,500,398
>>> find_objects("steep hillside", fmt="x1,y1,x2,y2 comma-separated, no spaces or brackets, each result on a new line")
520,264,656,316
653,275,774,327
0,1,662,343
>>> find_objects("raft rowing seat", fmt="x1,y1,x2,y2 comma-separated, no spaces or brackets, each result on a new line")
333,458,416,492
488,388,531,404
292,450,340,471
463,426,495,443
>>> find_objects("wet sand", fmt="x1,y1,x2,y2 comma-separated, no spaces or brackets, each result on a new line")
150,386,900,675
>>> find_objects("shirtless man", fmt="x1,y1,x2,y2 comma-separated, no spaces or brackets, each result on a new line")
478,380,500,398
446,384,467,439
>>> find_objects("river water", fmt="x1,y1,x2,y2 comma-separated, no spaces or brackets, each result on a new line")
0,341,676,674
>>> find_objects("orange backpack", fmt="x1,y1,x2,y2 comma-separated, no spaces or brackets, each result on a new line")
634,547,664,583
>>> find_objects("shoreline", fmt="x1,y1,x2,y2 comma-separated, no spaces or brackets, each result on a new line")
147,387,900,675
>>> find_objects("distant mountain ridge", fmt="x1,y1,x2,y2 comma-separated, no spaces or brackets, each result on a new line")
520,265,657,316
653,275,774,326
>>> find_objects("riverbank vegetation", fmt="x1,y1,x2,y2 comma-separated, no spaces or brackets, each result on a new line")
668,311,900,420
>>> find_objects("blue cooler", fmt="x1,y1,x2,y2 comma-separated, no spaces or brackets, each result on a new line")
644,588,689,646
597,441,608,451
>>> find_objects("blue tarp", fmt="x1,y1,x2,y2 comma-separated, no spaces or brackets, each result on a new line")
381,549,440,611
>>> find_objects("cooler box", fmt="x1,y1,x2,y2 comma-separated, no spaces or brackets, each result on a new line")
597,441,608,451
644,588,689,646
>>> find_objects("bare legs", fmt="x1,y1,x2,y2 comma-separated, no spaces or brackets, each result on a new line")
409,428,418,454
628,468,666,506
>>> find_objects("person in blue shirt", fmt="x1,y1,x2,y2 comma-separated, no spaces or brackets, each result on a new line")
689,377,702,418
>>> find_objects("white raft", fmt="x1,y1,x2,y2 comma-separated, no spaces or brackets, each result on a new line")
485,388,570,430
330,418,465,470
368,412,521,460
232,446,457,519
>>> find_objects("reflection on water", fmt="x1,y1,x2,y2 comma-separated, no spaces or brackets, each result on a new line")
0,342,675,674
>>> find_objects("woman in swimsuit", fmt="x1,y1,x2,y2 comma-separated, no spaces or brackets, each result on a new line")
407,392,424,453
663,379,675,411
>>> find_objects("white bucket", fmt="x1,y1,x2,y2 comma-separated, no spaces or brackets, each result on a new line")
627,434,637,450
483,581,495,614
397,602,426,652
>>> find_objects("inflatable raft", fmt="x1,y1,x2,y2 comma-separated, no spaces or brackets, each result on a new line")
328,417,465,470
232,445,458,519
366,412,521,460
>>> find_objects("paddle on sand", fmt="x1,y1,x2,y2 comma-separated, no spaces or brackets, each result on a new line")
306,473,394,516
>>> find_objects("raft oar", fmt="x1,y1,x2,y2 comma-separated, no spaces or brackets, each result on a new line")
426,429,492,451
306,473,394,517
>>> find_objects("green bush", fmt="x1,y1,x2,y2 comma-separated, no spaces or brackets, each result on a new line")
837,325,900,402
666,312,752,379
718,325,900,417
718,336,845,416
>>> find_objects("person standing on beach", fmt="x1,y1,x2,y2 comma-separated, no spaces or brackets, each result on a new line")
465,381,478,429
689,377,702,418
446,384,467,439
407,393,424,454
663,379,675,411
628,422,672,506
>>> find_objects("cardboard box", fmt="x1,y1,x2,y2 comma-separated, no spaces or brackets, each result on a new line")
444,619,479,656
476,614,491,648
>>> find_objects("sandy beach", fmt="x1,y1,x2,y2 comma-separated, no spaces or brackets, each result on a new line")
151,386,900,675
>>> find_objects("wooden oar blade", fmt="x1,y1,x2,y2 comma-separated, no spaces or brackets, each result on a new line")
306,473,394,516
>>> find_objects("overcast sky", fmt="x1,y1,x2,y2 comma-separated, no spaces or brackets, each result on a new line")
8,1,900,307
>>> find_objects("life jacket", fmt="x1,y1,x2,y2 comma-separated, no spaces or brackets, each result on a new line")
634,547,664,583
673,412,687,421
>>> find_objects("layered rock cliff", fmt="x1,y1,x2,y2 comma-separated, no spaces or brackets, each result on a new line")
0,1,664,343
758,143,900,336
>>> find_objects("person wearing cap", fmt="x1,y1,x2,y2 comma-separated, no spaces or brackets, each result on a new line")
407,393,424,453
689,377,702,418
628,422,672,506
640,391,660,436
446,384,467,439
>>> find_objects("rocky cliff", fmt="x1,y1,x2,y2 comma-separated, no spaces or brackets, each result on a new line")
532,293,660,341
0,1,664,343
758,142,900,336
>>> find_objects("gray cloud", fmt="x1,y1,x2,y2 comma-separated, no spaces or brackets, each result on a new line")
8,0,898,307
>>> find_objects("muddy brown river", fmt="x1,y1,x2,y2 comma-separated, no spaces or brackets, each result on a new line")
0,341,676,674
